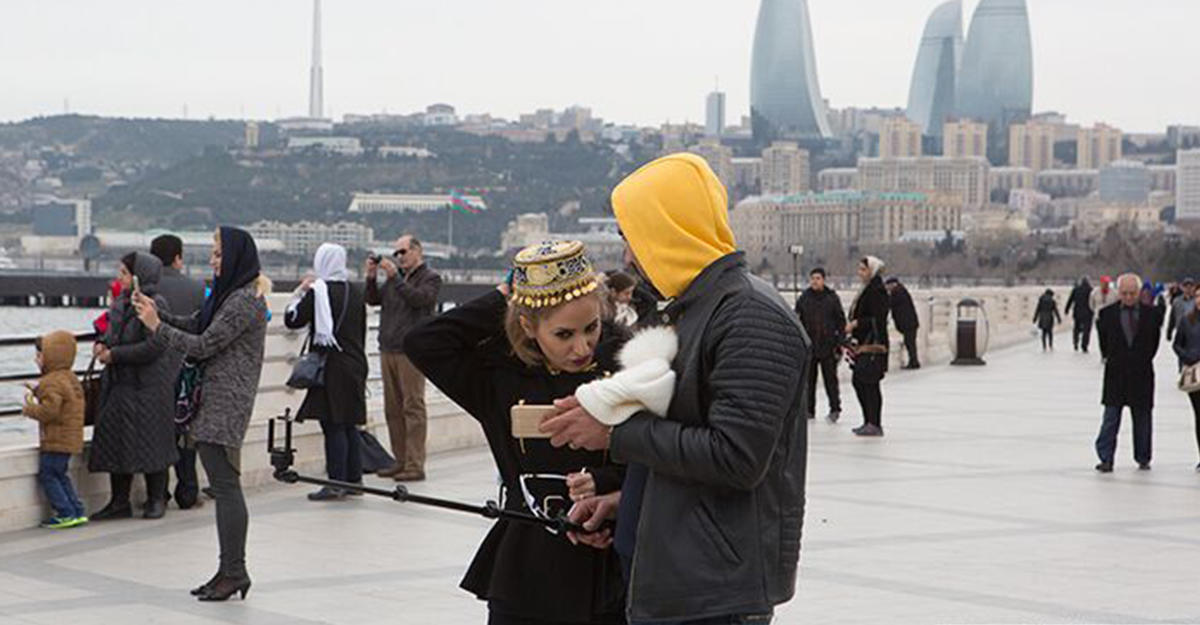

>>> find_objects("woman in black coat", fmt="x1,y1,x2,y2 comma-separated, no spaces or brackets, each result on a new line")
848,256,890,437
89,252,179,520
1033,289,1062,351
285,243,368,501
404,241,627,625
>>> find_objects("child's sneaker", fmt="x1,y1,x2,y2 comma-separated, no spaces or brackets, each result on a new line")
68,516,89,528
39,516,77,529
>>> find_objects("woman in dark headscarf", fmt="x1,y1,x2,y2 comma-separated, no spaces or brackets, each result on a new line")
1033,289,1061,351
89,252,178,521
134,227,270,602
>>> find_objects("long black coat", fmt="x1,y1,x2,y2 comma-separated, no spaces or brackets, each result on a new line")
796,286,845,358
851,275,891,348
285,282,368,426
404,290,627,625
1097,303,1164,409
1064,282,1094,321
888,284,919,332
89,254,179,474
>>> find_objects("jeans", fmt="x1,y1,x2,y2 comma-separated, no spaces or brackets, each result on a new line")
806,354,841,416
631,614,773,625
38,452,84,518
197,443,248,577
321,421,363,484
1095,405,1152,465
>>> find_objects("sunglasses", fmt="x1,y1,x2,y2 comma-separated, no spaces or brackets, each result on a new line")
393,249,408,257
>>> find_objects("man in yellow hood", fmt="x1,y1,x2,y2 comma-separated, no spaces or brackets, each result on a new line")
544,153,810,624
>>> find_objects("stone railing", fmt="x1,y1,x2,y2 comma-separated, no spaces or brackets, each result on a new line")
0,286,1064,532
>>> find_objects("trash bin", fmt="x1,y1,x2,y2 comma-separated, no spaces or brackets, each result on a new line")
951,298,989,366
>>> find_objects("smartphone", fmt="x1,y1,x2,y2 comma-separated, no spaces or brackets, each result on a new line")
510,404,556,439
131,275,141,295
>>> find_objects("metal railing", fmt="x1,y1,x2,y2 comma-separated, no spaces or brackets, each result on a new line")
0,332,99,418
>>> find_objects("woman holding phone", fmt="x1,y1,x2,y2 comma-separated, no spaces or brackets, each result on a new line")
404,241,628,625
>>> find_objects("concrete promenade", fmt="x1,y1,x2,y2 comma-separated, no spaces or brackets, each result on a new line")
1,338,1199,624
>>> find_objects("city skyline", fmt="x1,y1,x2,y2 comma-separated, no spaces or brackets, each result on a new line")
0,1,1197,132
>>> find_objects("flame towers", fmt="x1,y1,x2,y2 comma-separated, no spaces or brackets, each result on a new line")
956,0,1033,128
750,0,832,142
905,0,964,138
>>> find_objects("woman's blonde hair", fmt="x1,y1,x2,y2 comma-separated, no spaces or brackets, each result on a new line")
255,274,273,298
504,285,606,367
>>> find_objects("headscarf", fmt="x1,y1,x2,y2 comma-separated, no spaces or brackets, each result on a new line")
852,256,886,313
311,243,348,349
200,226,261,331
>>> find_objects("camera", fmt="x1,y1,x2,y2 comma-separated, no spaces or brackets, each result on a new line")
367,253,382,265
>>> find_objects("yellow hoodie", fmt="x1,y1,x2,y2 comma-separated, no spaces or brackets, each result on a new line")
611,153,736,299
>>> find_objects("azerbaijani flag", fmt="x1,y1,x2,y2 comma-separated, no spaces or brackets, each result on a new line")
449,189,483,215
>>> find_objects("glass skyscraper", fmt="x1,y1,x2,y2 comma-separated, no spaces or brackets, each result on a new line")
905,0,963,138
750,0,832,142
956,0,1033,128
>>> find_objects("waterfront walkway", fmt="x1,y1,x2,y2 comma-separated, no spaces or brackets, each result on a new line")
1,340,1199,624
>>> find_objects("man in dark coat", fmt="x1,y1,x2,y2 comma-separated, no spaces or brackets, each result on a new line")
885,277,920,369
796,267,845,422
1064,277,1094,353
150,234,207,509
1094,273,1165,472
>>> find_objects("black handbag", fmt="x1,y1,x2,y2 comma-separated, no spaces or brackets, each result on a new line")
81,357,103,426
286,286,349,390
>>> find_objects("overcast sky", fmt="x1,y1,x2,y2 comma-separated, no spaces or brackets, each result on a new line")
1,0,1195,132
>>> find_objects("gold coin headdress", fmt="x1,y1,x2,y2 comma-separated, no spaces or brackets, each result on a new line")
510,240,600,309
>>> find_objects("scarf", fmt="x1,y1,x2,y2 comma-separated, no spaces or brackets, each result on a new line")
851,255,886,313
311,243,348,349
200,227,261,331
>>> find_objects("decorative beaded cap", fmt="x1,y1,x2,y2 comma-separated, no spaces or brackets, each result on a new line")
511,240,600,308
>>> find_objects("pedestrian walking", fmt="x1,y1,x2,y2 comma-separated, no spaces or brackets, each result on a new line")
1033,289,1062,351
1093,274,1164,473
1065,277,1094,353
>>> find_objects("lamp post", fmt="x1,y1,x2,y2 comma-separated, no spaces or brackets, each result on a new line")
789,244,804,295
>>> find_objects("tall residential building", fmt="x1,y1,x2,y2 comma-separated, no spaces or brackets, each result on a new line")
1177,149,1200,221
1098,160,1150,204
943,119,988,158
880,117,924,158
244,122,260,149
761,141,811,195
1148,164,1176,193
705,91,726,137
1077,123,1123,170
750,0,832,141
730,190,963,266
689,139,735,193
857,156,990,209
308,0,323,118
732,157,763,194
1036,169,1099,198
988,166,1035,194
957,0,1033,128
906,0,964,137
818,167,858,191
1008,121,1056,172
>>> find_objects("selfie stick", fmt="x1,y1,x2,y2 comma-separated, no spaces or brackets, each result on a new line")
268,410,600,535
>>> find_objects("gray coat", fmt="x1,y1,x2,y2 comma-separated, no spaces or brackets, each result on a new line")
88,253,179,474
153,282,268,449
157,267,206,317
1173,311,1200,366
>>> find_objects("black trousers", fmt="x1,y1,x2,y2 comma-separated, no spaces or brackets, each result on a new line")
110,471,168,506
163,444,200,508
1189,392,1200,459
1072,316,1093,351
853,380,882,427
197,443,248,577
806,354,841,416
321,421,363,484
1041,328,1054,350
901,329,920,366
1095,405,1152,465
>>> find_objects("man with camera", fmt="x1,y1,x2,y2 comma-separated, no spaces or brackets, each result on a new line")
365,235,442,482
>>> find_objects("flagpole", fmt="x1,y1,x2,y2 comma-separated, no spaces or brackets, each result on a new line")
448,206,454,249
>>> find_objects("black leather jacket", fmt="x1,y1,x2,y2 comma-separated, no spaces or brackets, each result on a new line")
610,253,810,622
